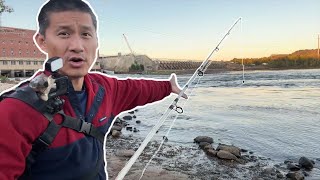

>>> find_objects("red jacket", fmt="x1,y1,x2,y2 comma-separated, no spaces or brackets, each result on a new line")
0,72,172,180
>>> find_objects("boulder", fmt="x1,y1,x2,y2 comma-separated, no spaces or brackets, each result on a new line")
299,157,314,170
111,125,122,131
123,116,133,120
206,149,217,157
116,150,135,158
287,163,301,171
286,172,304,180
199,142,211,149
203,144,214,152
216,144,241,157
194,136,213,144
217,150,238,161
136,120,141,124
111,130,121,138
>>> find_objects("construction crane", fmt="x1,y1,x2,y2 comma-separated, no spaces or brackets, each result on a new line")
122,33,137,63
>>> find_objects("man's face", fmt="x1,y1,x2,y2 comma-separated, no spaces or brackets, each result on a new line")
36,11,98,79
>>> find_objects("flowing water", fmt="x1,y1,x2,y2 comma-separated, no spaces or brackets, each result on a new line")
117,69,320,178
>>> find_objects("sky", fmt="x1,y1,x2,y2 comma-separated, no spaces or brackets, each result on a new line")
1,0,320,61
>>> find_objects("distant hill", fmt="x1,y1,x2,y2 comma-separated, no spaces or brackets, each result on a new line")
231,49,320,69
289,49,319,59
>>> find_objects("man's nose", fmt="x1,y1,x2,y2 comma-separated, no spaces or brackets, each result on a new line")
68,35,84,53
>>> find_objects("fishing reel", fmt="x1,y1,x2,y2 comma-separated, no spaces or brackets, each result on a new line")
29,57,69,113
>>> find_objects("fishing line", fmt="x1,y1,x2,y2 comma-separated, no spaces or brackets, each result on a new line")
240,18,245,84
138,75,204,180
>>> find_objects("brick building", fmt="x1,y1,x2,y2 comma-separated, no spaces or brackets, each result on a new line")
0,26,101,77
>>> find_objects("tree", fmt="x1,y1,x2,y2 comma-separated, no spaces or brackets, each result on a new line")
0,0,14,27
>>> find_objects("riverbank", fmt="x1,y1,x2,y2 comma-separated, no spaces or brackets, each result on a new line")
105,134,288,180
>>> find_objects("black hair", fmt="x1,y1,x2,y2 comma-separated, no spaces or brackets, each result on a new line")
38,0,97,35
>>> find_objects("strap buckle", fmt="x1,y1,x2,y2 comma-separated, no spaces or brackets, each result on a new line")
80,121,92,134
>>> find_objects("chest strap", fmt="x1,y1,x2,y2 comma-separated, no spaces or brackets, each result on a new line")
2,85,106,180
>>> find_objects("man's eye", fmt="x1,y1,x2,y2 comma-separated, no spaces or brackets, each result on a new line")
58,32,69,37
82,33,92,38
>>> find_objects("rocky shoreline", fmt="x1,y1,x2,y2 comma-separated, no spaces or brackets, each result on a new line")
106,112,319,180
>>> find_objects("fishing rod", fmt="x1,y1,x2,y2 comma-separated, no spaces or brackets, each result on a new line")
115,17,242,180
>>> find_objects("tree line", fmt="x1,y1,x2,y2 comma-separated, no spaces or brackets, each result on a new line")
231,49,320,69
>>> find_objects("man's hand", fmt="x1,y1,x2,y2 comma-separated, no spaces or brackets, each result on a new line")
169,74,188,99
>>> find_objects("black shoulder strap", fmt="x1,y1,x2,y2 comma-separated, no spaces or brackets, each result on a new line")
3,84,106,180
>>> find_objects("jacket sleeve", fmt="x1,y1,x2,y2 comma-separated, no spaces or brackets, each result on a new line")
0,98,48,180
111,78,172,114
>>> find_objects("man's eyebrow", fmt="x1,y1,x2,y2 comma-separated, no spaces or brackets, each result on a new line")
55,25,72,31
81,25,95,32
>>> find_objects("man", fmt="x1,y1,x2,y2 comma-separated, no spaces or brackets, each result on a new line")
0,0,185,179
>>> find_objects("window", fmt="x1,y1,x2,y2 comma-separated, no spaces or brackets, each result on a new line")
2,48,5,56
26,50,29,55
34,50,36,55
26,61,31,65
26,41,29,45
11,61,16,65
19,61,23,65
19,49,21,55
18,41,21,45
3,61,8,65
34,61,38,65
11,49,14,56
40,61,44,65
95,62,99,65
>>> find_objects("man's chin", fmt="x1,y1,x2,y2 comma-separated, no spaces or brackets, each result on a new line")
59,71,86,79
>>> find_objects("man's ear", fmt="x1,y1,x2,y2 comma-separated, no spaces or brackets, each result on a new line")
35,33,47,53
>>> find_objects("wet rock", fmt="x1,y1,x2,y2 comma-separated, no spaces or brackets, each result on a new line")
199,142,211,149
311,160,315,164
126,126,133,131
133,115,137,119
128,111,134,114
203,144,214,151
299,157,314,170
286,172,304,180
249,151,254,154
217,150,238,161
276,173,284,178
206,149,218,157
111,125,122,131
261,167,274,175
163,136,168,142
287,163,301,171
116,149,135,158
194,136,213,144
123,116,133,120
302,171,309,177
285,160,293,164
111,130,121,138
136,120,141,124
133,128,139,133
216,144,241,158
240,148,248,153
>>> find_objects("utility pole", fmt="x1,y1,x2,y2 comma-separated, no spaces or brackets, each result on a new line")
0,0,14,27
